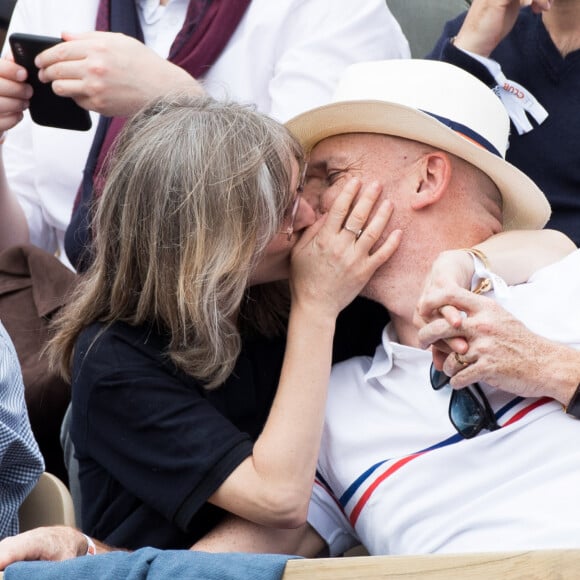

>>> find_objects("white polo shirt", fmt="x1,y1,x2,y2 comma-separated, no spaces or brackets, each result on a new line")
309,250,580,556
2,0,410,266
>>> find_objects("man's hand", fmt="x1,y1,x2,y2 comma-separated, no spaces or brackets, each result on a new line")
455,0,554,57
0,526,88,570
0,57,33,133
35,31,205,117
417,287,580,404
414,249,475,366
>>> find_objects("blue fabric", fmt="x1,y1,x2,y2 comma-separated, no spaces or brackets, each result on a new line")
428,7,580,245
0,322,44,538
5,548,299,580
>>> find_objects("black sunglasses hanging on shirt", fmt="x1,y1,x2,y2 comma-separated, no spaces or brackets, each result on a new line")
430,363,499,439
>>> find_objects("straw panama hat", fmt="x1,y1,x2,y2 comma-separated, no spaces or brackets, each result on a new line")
286,59,551,231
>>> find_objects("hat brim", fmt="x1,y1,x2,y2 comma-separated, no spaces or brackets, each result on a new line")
286,101,551,231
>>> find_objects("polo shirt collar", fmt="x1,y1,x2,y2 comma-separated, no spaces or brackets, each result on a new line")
364,323,429,382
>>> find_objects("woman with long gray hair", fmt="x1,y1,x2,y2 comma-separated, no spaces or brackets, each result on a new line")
45,95,401,551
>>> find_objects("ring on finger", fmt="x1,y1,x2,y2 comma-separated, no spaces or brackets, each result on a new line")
454,352,470,367
343,225,363,239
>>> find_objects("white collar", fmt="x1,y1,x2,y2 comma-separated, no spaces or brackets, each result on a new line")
364,324,430,382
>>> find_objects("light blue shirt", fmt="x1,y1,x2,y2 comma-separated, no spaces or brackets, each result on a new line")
0,321,44,538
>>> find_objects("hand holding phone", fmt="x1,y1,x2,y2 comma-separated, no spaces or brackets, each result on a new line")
9,33,92,131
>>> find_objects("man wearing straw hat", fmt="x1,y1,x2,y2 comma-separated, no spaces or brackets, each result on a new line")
195,58,580,557
274,58,580,556
1,59,580,563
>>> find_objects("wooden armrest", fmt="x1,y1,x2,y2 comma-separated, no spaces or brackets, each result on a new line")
282,549,580,579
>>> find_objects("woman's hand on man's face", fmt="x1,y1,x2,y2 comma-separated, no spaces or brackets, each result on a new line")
289,176,402,319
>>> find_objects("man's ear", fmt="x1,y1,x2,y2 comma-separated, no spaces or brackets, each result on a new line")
410,152,452,210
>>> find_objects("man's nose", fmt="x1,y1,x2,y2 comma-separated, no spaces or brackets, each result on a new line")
317,189,339,218
303,183,334,218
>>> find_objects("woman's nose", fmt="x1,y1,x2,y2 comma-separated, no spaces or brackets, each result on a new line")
292,197,316,232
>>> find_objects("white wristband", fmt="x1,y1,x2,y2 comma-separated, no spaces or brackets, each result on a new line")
82,533,97,556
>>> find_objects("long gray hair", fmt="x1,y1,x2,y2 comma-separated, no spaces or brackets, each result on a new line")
49,95,302,388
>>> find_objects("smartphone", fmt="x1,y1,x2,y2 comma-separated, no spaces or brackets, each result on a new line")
9,33,92,131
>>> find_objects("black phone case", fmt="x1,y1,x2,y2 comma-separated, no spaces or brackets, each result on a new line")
9,33,92,131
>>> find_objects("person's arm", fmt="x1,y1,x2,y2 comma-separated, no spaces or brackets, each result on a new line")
0,6,93,255
195,477,358,557
427,1,552,135
473,229,576,284
454,0,554,57
0,146,29,250
415,231,580,405
414,230,576,386
415,229,576,328
0,56,34,250
0,517,323,570
264,0,410,121
192,516,324,558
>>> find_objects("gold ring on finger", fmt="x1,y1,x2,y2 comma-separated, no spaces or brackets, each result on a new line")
454,352,470,367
